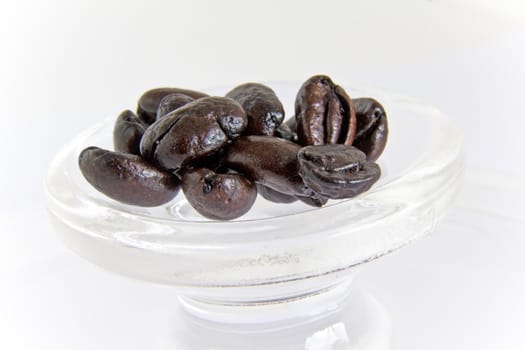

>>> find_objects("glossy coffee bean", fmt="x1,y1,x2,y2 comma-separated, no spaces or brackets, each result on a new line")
140,97,247,172
257,184,298,204
285,117,297,132
223,136,325,206
296,194,328,207
298,144,380,199
154,115,228,173
156,93,195,119
295,75,356,146
137,87,208,124
113,110,146,155
78,146,180,206
139,112,183,161
352,98,388,161
275,117,298,143
226,83,285,136
182,168,257,220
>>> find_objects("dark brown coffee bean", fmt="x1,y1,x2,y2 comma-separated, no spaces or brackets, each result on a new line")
201,97,248,139
257,184,298,204
139,112,183,161
275,117,298,143
154,115,227,172
352,98,388,161
222,136,325,206
182,168,257,220
226,83,285,136
113,110,146,155
285,117,297,132
78,146,180,206
137,87,208,124
298,144,380,199
140,97,247,172
157,93,195,119
296,194,328,207
295,75,356,146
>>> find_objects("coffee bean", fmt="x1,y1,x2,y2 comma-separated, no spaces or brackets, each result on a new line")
298,144,380,199
182,168,257,220
78,146,180,206
223,135,325,206
352,98,388,161
81,79,387,219
139,111,183,161
296,194,328,207
137,87,208,124
285,117,297,132
154,115,227,173
156,93,195,119
140,97,247,172
226,83,285,136
275,117,298,143
257,184,298,204
295,75,356,146
113,110,146,155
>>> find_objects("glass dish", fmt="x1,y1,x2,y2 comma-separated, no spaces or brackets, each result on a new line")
45,83,463,324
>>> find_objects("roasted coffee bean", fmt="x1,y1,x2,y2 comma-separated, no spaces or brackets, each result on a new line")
258,182,327,207
137,87,208,124
81,79,388,219
113,110,146,155
79,146,180,206
298,144,380,199
352,98,388,161
223,136,325,206
156,93,195,119
139,112,183,161
153,115,228,173
296,194,328,207
187,151,225,172
275,117,298,143
140,97,247,172
182,168,257,220
285,117,297,132
257,184,298,204
226,83,285,136
295,75,356,146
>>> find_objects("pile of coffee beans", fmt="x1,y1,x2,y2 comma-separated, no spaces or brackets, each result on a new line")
79,75,388,220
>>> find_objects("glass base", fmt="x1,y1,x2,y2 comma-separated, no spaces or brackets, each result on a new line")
178,279,355,325
173,286,391,350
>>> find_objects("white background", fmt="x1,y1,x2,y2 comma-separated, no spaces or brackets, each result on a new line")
1,1,524,349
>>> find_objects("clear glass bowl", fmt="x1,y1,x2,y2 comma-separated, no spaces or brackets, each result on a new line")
45,83,463,324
